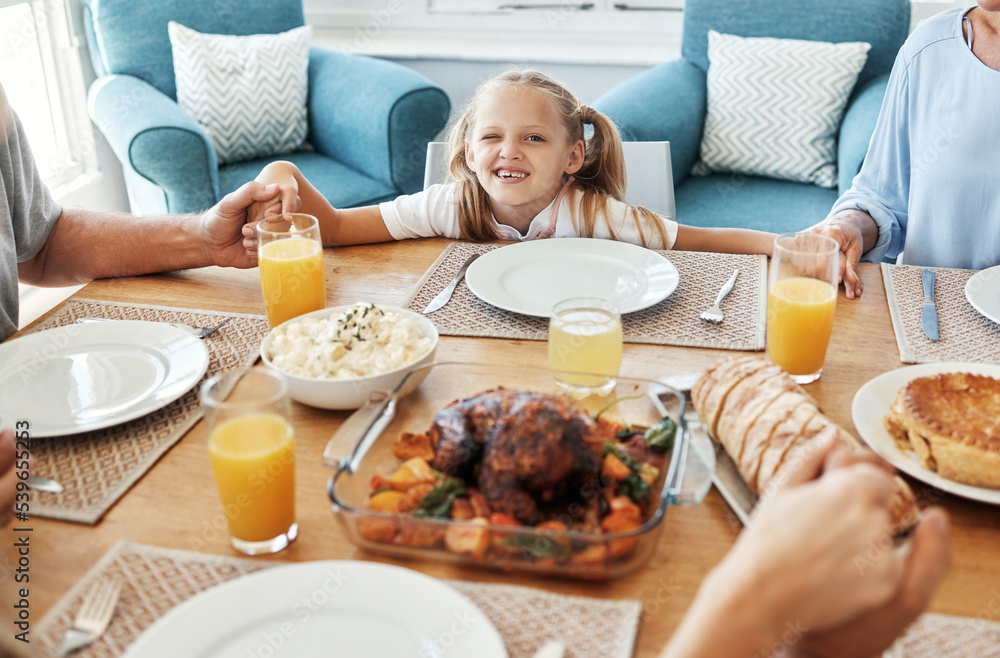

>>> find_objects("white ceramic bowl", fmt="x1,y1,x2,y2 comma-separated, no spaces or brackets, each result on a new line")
260,305,438,410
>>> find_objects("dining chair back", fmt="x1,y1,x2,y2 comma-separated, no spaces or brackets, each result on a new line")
422,141,676,220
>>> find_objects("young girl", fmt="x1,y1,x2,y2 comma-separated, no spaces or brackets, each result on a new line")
243,69,775,255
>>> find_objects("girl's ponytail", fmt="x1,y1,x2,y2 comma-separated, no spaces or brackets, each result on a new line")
570,104,668,249
574,106,626,201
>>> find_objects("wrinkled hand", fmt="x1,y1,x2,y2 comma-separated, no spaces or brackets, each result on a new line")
199,182,287,268
0,428,17,526
807,210,876,300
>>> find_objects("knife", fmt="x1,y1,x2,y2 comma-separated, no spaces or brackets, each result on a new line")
921,269,939,341
422,254,480,314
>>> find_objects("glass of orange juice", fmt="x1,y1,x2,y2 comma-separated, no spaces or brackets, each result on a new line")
548,297,623,397
258,213,325,328
767,232,839,384
201,368,297,555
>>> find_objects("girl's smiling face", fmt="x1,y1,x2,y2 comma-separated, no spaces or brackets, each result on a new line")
465,86,584,231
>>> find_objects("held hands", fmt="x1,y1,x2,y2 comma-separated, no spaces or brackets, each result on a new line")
239,161,304,257
198,181,299,268
663,432,950,658
773,437,951,658
807,210,878,299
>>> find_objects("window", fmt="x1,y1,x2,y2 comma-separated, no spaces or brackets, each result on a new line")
0,0,96,196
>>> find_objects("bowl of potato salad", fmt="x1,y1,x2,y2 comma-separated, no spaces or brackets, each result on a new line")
261,303,438,409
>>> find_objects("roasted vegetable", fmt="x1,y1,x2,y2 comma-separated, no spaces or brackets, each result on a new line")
644,416,677,453
414,477,466,518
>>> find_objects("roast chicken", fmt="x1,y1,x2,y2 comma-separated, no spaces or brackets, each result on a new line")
428,388,604,525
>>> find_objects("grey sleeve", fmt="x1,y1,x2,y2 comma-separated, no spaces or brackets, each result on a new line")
1,90,62,262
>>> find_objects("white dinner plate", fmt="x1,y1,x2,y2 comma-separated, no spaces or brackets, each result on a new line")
851,362,1000,505
465,238,679,317
123,561,508,658
965,264,1000,325
0,321,209,437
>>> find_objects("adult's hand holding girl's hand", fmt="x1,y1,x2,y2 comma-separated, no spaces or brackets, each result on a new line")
807,210,878,300
199,181,289,268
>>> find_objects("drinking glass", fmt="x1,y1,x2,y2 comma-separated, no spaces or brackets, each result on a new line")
548,297,623,397
201,368,297,555
257,213,325,328
767,232,839,384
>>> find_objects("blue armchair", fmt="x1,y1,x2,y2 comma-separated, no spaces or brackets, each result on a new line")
593,0,910,234
84,0,450,214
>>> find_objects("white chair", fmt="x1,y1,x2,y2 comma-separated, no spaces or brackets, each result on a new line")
422,141,676,220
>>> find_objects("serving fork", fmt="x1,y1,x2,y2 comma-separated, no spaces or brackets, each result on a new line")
699,269,739,324
60,578,123,655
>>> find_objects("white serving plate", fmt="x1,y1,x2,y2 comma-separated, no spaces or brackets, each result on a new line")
851,362,1000,505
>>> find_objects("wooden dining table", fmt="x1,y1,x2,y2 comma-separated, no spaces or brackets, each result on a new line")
19,238,1000,656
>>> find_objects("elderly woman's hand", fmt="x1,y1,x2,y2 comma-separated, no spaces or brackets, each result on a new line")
807,210,878,299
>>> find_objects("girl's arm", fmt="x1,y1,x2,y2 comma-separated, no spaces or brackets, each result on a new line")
249,161,393,248
673,225,776,256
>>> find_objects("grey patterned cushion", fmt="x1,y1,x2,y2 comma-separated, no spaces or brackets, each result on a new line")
168,22,312,165
693,30,870,188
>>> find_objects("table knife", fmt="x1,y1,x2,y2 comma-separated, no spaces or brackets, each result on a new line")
920,269,939,341
422,254,480,314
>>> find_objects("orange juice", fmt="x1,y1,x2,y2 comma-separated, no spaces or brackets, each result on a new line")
549,307,623,395
208,413,295,542
767,277,837,376
259,238,325,327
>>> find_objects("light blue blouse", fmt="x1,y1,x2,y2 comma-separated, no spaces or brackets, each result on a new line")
831,8,1000,269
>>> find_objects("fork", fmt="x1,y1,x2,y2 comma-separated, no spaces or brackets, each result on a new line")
699,269,739,324
60,578,123,655
76,316,232,338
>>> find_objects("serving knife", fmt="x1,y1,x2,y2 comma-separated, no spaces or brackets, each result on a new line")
655,372,755,525
920,269,939,341
422,254,480,314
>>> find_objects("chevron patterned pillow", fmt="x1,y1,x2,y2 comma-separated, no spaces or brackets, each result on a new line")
693,30,870,188
168,22,312,165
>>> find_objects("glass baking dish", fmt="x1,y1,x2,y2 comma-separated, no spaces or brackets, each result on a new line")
323,362,715,579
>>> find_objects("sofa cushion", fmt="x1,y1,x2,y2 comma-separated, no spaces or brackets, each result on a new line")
168,21,311,165
676,174,838,233
693,30,869,189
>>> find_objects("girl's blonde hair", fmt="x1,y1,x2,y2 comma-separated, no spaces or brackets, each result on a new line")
446,69,668,247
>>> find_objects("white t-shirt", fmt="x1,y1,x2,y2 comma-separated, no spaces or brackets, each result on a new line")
379,182,678,249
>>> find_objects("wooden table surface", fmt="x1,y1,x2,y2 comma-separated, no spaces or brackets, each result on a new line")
18,239,1000,656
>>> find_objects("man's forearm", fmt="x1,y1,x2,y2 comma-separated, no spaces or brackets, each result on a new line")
16,208,212,286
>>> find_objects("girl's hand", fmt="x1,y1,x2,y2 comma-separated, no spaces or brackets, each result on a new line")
242,162,304,256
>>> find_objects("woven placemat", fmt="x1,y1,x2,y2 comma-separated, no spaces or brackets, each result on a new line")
23,300,270,524
35,541,642,658
884,612,1000,658
881,264,1000,364
404,242,767,351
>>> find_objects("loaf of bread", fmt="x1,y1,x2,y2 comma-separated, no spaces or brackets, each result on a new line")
884,372,1000,489
692,356,919,534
